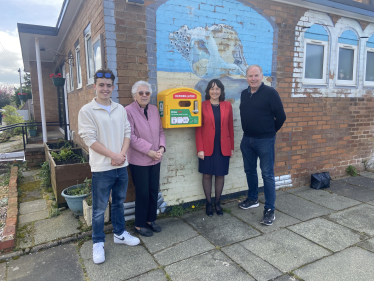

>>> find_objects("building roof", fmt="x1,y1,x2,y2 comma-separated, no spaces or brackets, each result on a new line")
18,0,83,71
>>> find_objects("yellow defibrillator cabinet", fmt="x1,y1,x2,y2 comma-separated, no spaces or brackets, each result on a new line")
157,88,202,128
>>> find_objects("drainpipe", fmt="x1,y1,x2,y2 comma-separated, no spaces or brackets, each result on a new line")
35,37,47,143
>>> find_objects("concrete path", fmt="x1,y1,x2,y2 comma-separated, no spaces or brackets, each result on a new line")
4,173,374,280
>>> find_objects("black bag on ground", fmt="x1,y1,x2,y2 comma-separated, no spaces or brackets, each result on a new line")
310,172,331,189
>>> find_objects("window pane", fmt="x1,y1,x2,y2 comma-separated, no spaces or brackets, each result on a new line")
305,44,324,79
93,40,102,72
338,48,354,80
69,62,74,90
87,37,94,79
366,51,374,82
76,50,82,85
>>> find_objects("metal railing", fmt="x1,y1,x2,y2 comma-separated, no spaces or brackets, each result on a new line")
0,122,69,152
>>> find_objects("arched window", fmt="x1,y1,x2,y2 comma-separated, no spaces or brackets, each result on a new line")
337,30,358,86
303,24,329,85
365,35,374,86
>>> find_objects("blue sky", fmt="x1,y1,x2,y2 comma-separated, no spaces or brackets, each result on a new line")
0,0,64,85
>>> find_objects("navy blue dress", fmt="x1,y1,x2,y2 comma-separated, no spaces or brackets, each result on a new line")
198,104,230,176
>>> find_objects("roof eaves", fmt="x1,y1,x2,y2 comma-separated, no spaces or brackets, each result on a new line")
17,23,57,36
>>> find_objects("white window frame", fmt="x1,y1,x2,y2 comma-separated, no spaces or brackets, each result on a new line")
75,45,82,89
65,72,71,93
336,43,358,86
68,56,74,93
302,38,328,85
84,26,94,85
92,34,104,72
364,47,374,87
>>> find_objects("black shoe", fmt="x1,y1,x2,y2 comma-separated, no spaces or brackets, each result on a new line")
145,221,161,232
238,198,259,210
215,202,223,216
134,226,153,237
260,209,275,226
206,203,213,217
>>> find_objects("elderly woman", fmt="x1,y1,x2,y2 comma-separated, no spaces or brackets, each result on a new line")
125,81,166,237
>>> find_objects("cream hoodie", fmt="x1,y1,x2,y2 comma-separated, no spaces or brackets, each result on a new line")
78,98,131,172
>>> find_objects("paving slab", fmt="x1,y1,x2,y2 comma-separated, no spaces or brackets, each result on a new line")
18,222,33,249
165,249,254,281
241,229,331,272
359,171,374,179
34,210,81,245
328,204,374,236
294,247,374,281
226,201,300,234
272,193,333,221
290,188,360,210
0,262,5,281
285,186,311,194
367,200,374,206
19,209,49,224
328,181,374,202
358,237,374,253
80,234,158,281
258,190,288,202
273,275,298,281
7,244,84,281
154,235,215,265
139,218,199,253
288,218,367,252
337,176,374,190
127,269,168,281
183,210,261,247
19,199,47,214
222,243,282,281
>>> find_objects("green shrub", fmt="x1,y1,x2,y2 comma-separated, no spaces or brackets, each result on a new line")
2,105,24,135
39,162,51,187
346,165,358,177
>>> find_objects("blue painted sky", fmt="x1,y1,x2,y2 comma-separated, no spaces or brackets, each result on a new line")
156,0,274,76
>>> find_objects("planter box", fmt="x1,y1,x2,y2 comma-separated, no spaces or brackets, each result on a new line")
44,141,80,162
83,199,109,227
48,148,92,207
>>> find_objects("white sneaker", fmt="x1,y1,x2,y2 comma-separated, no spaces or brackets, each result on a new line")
114,230,140,246
93,242,105,264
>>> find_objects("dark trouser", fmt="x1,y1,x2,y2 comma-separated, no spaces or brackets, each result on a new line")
240,135,276,211
129,163,160,227
91,167,128,243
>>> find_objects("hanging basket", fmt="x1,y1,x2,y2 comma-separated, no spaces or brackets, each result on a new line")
52,77,66,87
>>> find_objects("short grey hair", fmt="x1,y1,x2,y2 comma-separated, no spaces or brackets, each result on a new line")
246,65,263,75
131,81,152,99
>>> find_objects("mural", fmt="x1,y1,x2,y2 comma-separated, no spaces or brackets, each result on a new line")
154,0,275,100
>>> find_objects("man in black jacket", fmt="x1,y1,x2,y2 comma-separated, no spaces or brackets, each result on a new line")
238,65,286,226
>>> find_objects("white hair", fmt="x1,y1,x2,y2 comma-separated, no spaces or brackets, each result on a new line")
131,81,152,100
246,64,263,75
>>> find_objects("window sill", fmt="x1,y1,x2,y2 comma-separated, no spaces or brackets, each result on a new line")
76,86,82,90
335,84,357,87
302,83,327,86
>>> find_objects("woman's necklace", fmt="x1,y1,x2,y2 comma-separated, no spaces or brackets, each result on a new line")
211,101,219,107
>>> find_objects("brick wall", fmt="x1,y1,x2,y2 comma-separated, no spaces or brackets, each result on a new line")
29,61,59,131
57,0,105,150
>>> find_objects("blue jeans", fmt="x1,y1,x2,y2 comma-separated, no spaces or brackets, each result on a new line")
240,136,276,211
92,167,128,243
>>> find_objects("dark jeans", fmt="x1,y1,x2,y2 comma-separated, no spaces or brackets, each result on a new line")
129,163,160,227
92,167,128,243
240,136,276,211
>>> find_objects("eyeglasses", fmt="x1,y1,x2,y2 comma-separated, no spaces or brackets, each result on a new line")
96,72,112,78
138,91,151,96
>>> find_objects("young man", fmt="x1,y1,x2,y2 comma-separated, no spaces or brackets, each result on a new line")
238,65,286,226
78,68,140,264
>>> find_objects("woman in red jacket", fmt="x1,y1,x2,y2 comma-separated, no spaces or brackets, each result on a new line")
195,79,234,216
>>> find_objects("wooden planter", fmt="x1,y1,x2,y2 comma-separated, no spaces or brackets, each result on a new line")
83,199,109,227
44,141,79,162
48,148,92,207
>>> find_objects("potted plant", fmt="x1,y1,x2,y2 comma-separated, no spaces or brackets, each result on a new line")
48,146,91,207
27,118,37,137
50,73,65,87
61,178,91,215
83,188,110,227
18,92,27,102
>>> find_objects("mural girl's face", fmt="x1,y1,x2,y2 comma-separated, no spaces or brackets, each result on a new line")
209,83,221,103
135,85,151,108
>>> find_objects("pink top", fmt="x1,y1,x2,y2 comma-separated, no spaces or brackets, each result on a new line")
125,101,166,166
